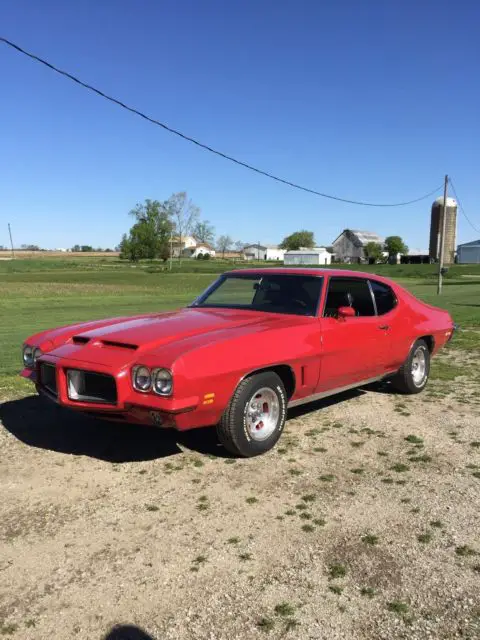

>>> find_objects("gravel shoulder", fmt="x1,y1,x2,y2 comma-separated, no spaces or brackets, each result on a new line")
1,349,479,640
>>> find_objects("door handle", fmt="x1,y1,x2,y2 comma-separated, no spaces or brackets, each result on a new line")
378,324,390,330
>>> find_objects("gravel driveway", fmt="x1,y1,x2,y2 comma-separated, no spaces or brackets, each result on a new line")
1,350,479,640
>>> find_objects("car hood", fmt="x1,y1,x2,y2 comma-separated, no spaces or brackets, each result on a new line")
38,307,291,367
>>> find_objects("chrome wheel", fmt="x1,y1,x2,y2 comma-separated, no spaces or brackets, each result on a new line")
411,347,427,386
245,387,280,441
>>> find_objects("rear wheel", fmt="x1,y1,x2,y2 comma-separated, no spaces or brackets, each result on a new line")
392,339,430,394
217,372,287,457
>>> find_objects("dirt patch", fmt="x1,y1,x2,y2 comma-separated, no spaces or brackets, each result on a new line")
0,351,479,640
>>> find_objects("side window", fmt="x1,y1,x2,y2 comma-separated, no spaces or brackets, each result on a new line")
323,278,375,317
370,280,397,315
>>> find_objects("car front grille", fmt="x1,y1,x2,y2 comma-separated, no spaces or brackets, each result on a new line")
40,362,58,397
67,369,117,405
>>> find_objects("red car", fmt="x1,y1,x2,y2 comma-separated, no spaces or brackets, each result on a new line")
21,269,455,457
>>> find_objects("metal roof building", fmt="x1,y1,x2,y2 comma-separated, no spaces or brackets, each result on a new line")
331,229,384,263
457,239,480,264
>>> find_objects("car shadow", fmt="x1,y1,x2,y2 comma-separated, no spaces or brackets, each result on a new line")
0,395,227,463
1,384,393,463
103,625,157,640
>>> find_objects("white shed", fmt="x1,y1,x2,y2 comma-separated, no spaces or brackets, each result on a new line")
457,239,480,264
284,248,331,266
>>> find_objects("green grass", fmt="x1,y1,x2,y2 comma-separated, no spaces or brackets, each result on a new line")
1,258,480,396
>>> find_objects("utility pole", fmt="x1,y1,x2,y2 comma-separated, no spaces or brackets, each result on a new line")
8,223,15,259
169,229,173,271
437,175,449,295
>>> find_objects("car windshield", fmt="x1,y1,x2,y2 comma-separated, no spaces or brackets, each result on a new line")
192,274,323,316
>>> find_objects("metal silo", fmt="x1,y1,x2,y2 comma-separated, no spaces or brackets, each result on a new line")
429,197,457,264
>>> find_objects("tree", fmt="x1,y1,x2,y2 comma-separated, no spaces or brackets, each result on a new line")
193,220,215,245
217,234,233,258
120,199,174,262
163,192,200,262
279,230,315,251
234,240,245,252
364,241,383,263
385,236,408,258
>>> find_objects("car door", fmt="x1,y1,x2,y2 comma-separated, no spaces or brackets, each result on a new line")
316,276,391,392
368,278,405,370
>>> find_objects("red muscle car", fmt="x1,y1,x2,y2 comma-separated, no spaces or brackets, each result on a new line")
21,269,455,457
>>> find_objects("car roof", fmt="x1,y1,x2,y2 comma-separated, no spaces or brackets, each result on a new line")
224,267,395,285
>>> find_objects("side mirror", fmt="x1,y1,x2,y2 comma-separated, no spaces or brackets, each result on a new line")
338,306,356,318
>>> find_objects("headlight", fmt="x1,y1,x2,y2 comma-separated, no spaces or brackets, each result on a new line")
33,347,43,364
133,366,152,392
153,368,173,396
23,345,34,367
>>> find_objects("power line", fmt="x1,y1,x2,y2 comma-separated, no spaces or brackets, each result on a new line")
449,177,480,235
1,35,442,207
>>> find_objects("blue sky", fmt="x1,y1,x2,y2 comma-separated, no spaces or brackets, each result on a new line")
1,0,479,250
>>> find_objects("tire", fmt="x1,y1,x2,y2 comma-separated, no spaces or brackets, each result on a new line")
391,339,430,394
217,371,287,457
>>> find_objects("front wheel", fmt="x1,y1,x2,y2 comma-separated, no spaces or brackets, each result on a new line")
217,371,287,457
391,339,430,394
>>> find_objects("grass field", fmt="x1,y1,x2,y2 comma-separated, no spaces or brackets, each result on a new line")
1,257,479,395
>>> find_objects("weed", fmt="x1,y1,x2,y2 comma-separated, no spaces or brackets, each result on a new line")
329,585,343,595
145,504,159,512
313,446,327,452
239,553,252,561
350,441,364,448
306,428,321,437
400,498,411,504
301,493,316,503
257,618,274,632
224,458,237,464
295,503,308,511
274,602,295,617
455,545,478,557
391,463,410,472
191,478,201,484
246,496,258,505
329,564,346,579
0,624,18,635
332,422,343,428
319,474,335,482
473,565,480,573
362,534,379,546
382,478,394,484
138,469,147,475
387,601,409,615
194,555,206,564
197,503,209,512
277,448,287,454
193,459,204,467
411,507,420,514
430,520,443,529
360,587,376,598
301,524,315,533
470,441,480,448
351,468,364,474
198,495,208,502
227,537,240,545
466,463,480,470
396,479,407,485
409,455,432,463
405,435,424,444
299,512,312,520
377,451,389,457
25,620,36,628
417,533,433,544
472,472,480,479
289,469,302,476
285,509,296,516
313,518,326,526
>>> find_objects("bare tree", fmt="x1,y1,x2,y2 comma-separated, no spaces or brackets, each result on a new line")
234,240,245,252
217,235,233,259
164,192,200,262
193,220,215,245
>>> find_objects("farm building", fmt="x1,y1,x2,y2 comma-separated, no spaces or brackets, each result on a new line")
243,244,286,260
457,239,480,264
332,229,384,263
400,248,431,264
284,248,331,266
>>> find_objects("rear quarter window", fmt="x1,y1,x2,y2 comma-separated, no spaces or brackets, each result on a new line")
370,280,397,315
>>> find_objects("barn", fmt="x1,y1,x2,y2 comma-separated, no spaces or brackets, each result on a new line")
457,239,480,264
331,229,384,263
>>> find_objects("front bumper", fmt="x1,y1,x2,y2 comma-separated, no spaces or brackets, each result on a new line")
447,323,459,343
21,356,219,430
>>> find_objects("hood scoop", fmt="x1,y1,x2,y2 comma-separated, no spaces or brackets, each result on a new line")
100,340,138,351
72,336,138,350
